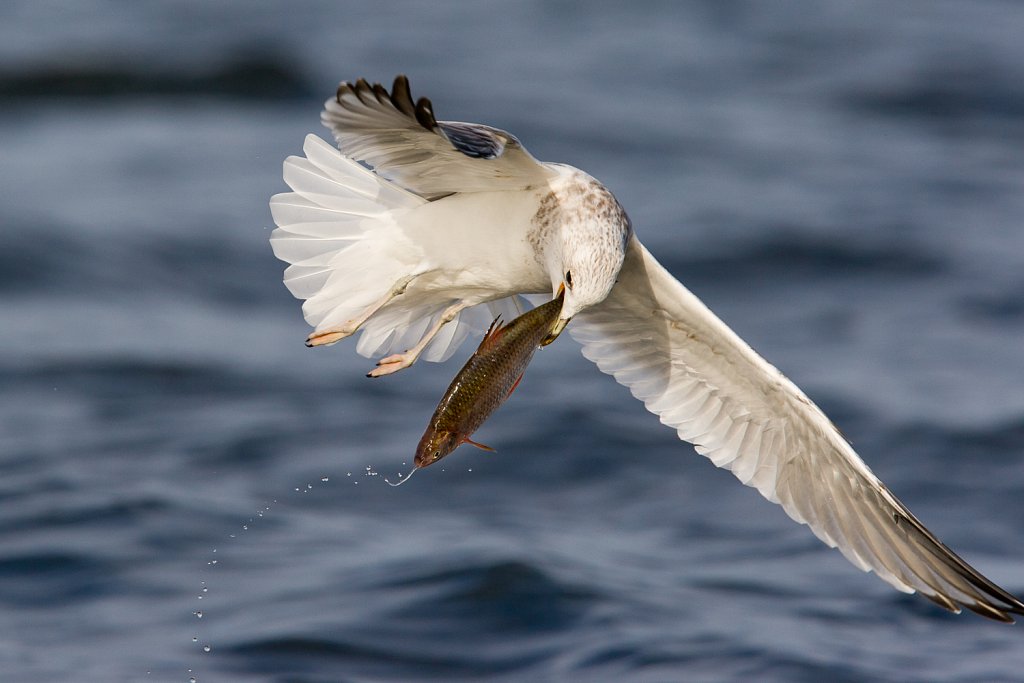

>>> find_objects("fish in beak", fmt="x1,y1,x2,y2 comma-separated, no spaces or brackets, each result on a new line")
541,283,569,346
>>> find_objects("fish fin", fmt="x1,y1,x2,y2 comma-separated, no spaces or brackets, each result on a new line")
462,437,496,452
506,372,524,399
476,316,508,351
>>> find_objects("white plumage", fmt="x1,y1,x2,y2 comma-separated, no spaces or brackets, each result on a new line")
270,76,1024,621
270,133,544,365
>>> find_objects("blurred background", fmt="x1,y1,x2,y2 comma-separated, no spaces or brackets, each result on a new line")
2,1,1024,681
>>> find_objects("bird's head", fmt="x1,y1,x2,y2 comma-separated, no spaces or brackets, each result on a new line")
542,215,630,346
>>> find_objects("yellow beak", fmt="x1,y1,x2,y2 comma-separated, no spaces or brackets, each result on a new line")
541,316,570,346
540,283,568,346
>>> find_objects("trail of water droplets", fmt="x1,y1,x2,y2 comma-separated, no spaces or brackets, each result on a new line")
182,464,419,681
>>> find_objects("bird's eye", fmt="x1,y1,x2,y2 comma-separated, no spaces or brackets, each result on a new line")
565,270,574,290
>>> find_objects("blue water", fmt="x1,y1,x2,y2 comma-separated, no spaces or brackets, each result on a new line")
3,1,1024,681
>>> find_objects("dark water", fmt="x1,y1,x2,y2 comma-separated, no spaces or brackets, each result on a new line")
3,1,1024,681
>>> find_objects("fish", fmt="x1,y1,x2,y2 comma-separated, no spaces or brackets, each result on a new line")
414,292,565,468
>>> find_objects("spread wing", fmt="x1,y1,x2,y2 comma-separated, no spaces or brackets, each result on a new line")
570,236,1024,622
320,75,555,199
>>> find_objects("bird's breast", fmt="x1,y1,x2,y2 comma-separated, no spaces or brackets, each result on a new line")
403,188,553,296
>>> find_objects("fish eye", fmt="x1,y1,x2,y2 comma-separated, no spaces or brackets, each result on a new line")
565,270,573,289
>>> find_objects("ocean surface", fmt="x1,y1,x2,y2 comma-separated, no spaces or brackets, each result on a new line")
3,2,1024,681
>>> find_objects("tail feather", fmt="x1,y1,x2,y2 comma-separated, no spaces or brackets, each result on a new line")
271,134,533,364
301,133,419,206
270,230,357,263
269,196,372,236
282,264,335,300
283,158,396,215
271,135,423,328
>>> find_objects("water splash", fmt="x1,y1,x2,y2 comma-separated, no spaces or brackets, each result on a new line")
181,464,412,679
385,466,417,487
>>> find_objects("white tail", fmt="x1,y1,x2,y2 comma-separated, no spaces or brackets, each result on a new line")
270,135,527,363
271,134,424,343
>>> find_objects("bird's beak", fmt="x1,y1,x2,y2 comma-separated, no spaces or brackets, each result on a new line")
541,283,568,346
541,316,570,346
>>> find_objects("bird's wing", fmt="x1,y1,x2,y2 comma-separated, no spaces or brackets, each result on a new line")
320,75,555,199
570,236,1024,622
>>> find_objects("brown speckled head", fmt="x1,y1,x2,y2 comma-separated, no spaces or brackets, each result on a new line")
529,166,632,341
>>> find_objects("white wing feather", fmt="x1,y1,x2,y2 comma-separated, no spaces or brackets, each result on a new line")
571,236,1024,621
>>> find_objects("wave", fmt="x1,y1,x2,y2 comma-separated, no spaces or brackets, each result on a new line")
0,54,313,102
838,57,1024,124
222,558,595,680
661,230,944,283
0,551,114,607
0,218,284,310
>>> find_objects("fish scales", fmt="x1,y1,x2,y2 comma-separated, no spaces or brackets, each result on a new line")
415,294,564,468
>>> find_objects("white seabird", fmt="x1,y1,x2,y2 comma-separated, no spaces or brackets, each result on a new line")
270,75,1024,622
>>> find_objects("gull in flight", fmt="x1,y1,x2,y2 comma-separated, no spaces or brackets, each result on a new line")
270,75,1024,621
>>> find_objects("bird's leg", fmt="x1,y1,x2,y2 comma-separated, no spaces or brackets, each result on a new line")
368,300,474,377
305,274,417,348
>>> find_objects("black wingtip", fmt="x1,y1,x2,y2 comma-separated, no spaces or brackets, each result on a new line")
335,75,433,131
414,96,438,132
390,74,416,117
334,81,349,104
352,78,374,105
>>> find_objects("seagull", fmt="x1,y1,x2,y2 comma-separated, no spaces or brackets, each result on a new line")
270,75,1024,622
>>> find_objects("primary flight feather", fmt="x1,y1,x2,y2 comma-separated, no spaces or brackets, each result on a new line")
269,75,1024,622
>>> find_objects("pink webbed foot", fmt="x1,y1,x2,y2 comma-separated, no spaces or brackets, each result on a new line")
367,353,416,378
305,326,356,347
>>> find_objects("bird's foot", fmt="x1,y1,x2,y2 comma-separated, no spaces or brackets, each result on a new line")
305,324,357,348
306,274,421,348
367,352,416,377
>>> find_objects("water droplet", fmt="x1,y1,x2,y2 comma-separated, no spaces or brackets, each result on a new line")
195,611,203,619
192,636,198,643
242,525,248,531
189,678,196,683
197,595,203,600
321,476,329,482
203,645,211,653
307,483,313,489
202,586,208,593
